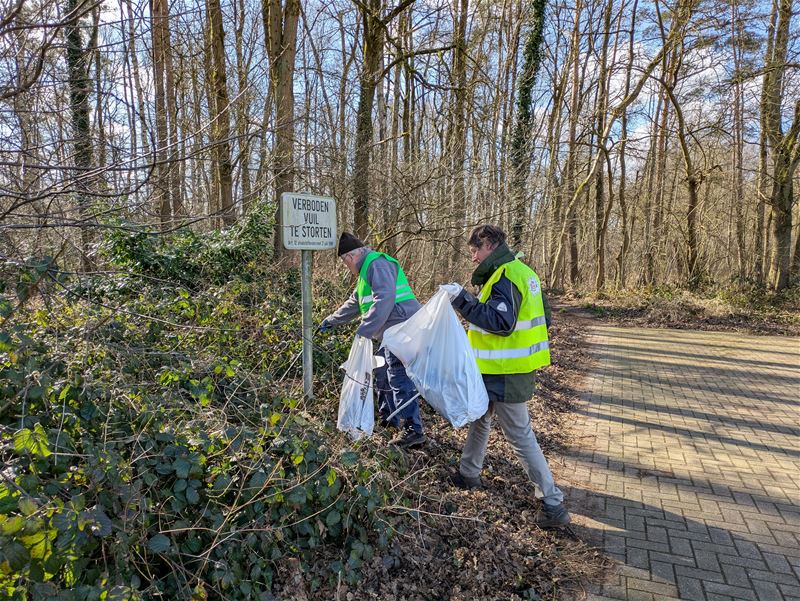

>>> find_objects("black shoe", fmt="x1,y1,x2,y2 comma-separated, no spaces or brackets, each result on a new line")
533,503,571,529
450,471,483,490
391,428,426,449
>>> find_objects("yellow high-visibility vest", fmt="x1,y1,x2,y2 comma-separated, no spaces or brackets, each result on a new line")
356,252,416,314
467,259,551,374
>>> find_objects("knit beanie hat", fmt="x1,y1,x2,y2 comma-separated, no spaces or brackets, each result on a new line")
337,232,365,256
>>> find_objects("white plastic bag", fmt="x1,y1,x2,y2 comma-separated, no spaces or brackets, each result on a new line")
382,288,489,428
337,335,383,440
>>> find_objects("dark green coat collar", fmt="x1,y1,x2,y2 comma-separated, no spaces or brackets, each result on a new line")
471,243,516,286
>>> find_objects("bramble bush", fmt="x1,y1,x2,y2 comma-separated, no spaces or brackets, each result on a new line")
0,210,401,600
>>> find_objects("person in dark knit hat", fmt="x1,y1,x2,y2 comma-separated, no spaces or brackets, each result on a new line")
321,232,426,449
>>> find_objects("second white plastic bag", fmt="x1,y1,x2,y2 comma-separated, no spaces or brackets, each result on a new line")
337,335,383,440
382,288,488,428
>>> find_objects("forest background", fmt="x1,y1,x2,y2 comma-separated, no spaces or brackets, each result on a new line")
0,0,799,598
1,0,799,290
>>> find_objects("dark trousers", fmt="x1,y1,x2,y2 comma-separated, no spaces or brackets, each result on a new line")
374,347,423,433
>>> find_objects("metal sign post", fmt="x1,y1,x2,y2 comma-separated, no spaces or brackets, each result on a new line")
280,192,337,400
300,249,313,398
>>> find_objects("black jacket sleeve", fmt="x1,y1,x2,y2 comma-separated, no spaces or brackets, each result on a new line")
451,274,523,336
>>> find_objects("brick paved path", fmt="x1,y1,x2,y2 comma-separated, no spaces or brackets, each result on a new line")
561,325,800,601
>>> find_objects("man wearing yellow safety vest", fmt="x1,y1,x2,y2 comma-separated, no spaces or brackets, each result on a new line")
320,232,426,449
443,224,571,529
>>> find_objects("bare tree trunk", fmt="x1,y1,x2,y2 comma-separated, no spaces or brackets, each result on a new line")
207,0,235,226
164,9,182,219
552,0,584,288
90,8,106,177
662,52,703,284
234,0,252,212
731,0,745,282
448,0,469,269
351,0,413,240
264,0,300,257
593,0,615,292
352,0,384,240
762,0,800,289
66,0,95,270
151,0,171,228
125,0,151,159
615,0,637,289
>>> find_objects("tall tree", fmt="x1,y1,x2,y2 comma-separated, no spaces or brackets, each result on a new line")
614,0,639,289
448,0,469,269
754,0,778,285
549,0,696,282
592,0,615,291
65,0,95,270
762,0,800,289
207,0,235,226
263,0,299,257
352,0,415,240
510,0,547,248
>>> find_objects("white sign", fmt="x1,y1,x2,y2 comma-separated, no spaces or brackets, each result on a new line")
280,192,337,250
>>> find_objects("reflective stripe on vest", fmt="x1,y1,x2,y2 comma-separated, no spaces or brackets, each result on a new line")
473,340,550,360
467,259,551,374
468,314,547,335
356,252,416,314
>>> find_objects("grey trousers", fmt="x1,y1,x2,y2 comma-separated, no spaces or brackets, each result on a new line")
460,401,564,506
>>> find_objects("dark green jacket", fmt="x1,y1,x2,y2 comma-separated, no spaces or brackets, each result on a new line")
451,243,551,402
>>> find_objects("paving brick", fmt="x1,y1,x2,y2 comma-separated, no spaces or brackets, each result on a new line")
626,546,650,570
750,579,785,601
720,561,751,588
562,326,800,601
626,537,671,554
676,575,706,601
675,565,726,583
649,560,676,584
693,549,722,573
627,577,679,597
733,538,763,559
666,534,694,557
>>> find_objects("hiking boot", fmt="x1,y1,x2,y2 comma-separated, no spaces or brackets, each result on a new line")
533,503,571,529
391,428,426,449
450,471,483,490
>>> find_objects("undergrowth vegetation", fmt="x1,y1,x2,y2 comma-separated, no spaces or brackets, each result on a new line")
578,284,800,335
0,209,408,600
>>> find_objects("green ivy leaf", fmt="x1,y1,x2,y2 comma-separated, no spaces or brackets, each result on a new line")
185,488,200,505
147,534,171,554
286,487,306,505
84,506,113,537
0,515,26,536
0,486,18,515
2,540,30,571
18,497,38,516
340,451,358,467
325,510,341,528
13,424,51,458
0,331,12,351
0,297,12,318
173,458,191,480
106,585,135,600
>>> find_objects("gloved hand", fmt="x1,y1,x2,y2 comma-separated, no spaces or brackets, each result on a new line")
440,283,463,300
319,318,333,333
